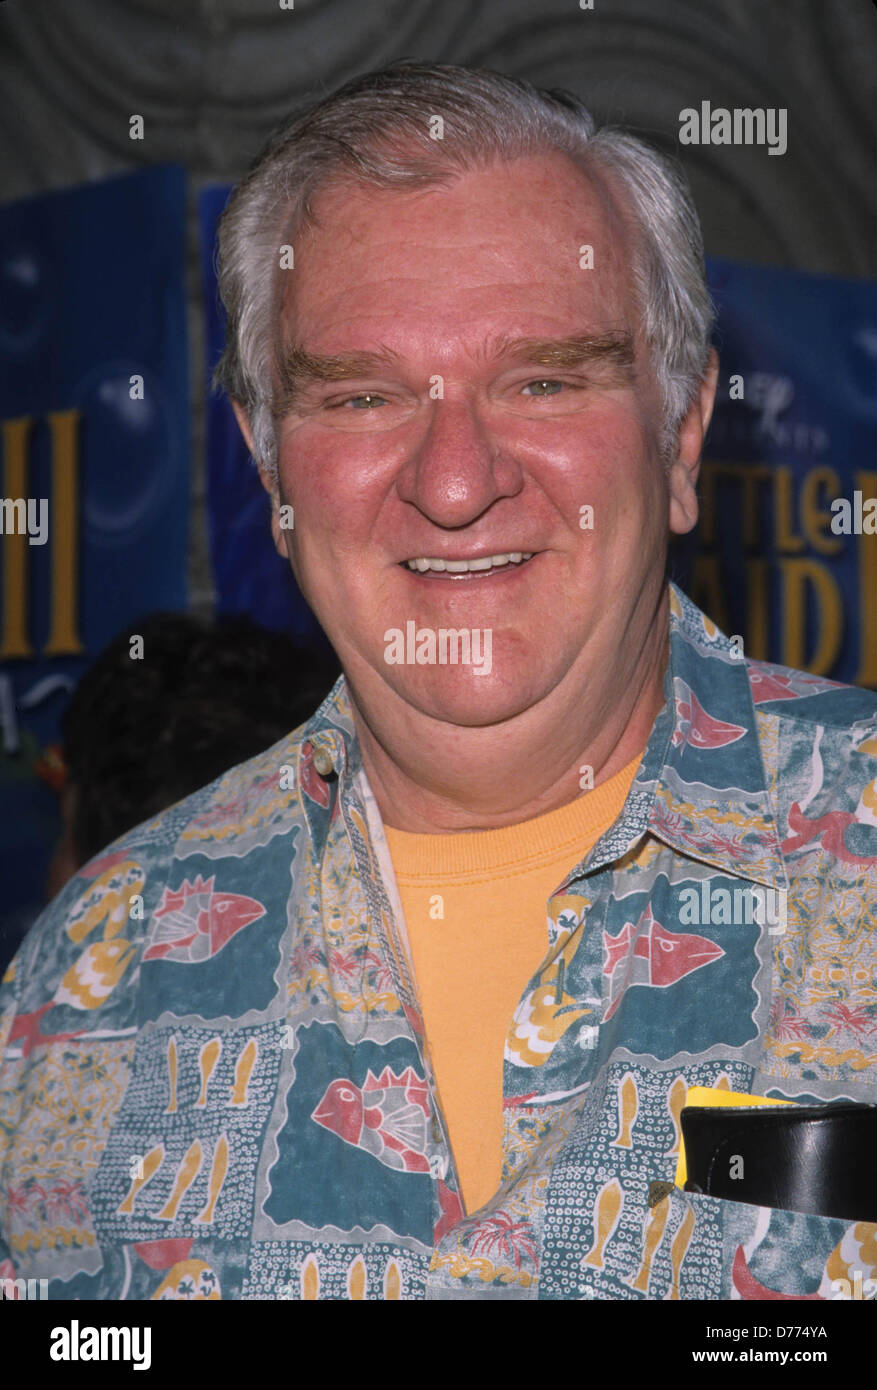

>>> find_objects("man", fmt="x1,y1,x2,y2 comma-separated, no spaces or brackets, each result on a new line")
1,61,875,1302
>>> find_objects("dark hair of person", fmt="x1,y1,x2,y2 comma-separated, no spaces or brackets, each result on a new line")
60,613,340,864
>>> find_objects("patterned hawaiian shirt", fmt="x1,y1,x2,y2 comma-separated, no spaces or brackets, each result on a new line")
1,582,876,1301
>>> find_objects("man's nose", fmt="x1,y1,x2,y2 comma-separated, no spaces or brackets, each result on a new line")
394,394,524,527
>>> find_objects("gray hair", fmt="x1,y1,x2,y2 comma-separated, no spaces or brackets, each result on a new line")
213,60,715,479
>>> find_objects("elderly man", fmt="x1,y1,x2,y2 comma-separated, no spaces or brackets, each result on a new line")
1,61,875,1303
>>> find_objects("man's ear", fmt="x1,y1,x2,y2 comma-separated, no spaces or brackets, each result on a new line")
231,399,257,459
668,347,719,537
231,401,287,561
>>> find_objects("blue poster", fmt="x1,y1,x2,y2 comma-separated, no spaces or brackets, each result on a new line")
673,257,877,686
0,166,190,937
199,185,328,646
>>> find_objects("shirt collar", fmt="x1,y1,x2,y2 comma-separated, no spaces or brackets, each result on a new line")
574,582,787,888
296,581,788,890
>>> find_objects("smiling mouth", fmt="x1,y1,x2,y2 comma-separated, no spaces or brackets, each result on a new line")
401,551,535,577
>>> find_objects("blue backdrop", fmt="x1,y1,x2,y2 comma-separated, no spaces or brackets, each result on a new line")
0,166,190,932
674,257,877,687
199,184,328,647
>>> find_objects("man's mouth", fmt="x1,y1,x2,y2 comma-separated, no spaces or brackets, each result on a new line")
401,551,535,577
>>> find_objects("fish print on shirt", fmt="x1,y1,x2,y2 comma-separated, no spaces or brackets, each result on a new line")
1,582,876,1300
602,906,725,1021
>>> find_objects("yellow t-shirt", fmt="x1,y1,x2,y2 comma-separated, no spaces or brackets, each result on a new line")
383,756,640,1215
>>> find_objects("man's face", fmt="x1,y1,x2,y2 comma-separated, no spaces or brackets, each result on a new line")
257,153,697,728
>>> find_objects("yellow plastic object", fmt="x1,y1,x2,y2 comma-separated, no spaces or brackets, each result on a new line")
675,1086,795,1187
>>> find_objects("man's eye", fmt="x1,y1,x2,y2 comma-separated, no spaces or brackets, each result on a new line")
521,380,566,396
330,393,387,409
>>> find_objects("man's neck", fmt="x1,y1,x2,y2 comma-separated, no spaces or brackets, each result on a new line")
346,588,671,834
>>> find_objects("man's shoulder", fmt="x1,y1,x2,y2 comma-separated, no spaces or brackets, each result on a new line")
669,583,877,753
744,655,877,735
79,721,309,884
743,657,877,819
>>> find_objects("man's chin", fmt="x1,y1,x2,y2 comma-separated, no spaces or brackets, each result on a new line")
384,667,544,730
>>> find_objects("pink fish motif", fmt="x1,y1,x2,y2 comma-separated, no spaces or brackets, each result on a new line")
133,1238,194,1271
299,742,331,808
781,802,877,867
671,680,746,751
732,1245,823,1300
434,1179,464,1243
311,1065,430,1174
7,1000,89,1060
190,773,281,830
80,848,134,877
143,875,266,963
602,907,725,1020
402,1000,425,1037
0,1257,32,1297
748,667,842,705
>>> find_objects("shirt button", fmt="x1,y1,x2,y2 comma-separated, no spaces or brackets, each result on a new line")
313,747,334,777
431,1117,442,1143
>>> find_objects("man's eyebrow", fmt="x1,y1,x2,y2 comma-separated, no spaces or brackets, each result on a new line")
276,344,402,408
275,330,635,408
493,329,636,371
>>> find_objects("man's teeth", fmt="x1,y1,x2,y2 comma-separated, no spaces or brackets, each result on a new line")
405,552,533,573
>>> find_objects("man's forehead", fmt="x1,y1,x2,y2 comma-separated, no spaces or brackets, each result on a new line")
281,154,637,354
298,151,627,258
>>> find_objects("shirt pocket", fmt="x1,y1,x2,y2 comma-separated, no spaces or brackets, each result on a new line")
633,1187,877,1300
